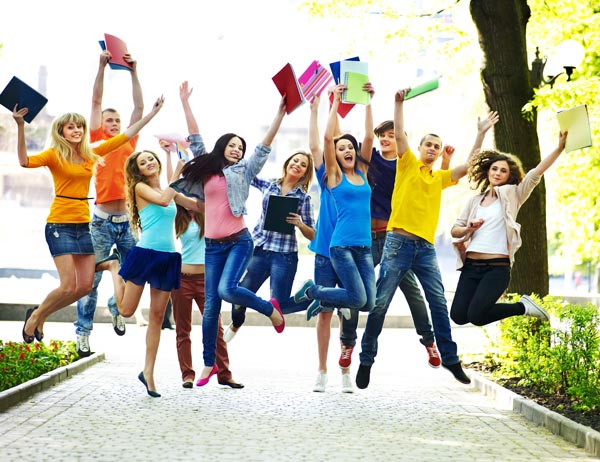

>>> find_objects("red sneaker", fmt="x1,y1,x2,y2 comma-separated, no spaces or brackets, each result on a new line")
339,344,354,368
425,343,441,368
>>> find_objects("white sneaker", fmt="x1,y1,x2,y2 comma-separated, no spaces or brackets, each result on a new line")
341,373,354,393
339,308,352,320
520,295,550,321
112,314,126,336
313,371,327,392
223,324,238,343
76,334,91,358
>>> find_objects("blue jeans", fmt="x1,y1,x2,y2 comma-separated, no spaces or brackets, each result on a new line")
371,235,434,345
314,254,359,348
308,246,376,312
74,214,136,336
203,232,274,366
231,246,310,328
360,233,459,366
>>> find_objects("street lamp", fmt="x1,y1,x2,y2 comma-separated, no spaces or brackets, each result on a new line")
530,40,585,88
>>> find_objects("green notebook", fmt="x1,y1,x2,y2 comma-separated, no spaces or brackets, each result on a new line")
343,71,370,105
405,78,439,100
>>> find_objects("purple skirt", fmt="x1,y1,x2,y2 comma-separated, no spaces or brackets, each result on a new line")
119,246,181,291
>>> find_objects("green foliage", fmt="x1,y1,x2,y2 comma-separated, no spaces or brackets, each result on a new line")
526,1,600,268
486,294,600,411
0,339,79,391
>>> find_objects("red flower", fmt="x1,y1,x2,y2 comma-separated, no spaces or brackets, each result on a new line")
30,359,35,364
25,345,31,352
35,344,41,350
19,353,25,360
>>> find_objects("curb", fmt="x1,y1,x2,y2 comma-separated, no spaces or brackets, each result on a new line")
0,352,105,413
469,370,600,457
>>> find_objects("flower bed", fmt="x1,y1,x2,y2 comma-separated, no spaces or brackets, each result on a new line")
0,340,79,391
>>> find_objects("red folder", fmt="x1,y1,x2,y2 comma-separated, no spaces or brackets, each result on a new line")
102,34,133,71
272,63,304,114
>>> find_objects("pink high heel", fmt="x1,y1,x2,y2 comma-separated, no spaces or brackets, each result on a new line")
270,298,285,334
196,365,218,387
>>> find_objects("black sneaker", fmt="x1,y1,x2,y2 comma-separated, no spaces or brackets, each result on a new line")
442,362,471,384
356,364,372,389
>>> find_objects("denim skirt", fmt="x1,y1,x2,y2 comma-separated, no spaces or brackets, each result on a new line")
45,223,94,257
119,246,181,291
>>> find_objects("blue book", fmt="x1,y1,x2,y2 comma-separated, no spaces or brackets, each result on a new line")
329,56,360,84
0,76,48,123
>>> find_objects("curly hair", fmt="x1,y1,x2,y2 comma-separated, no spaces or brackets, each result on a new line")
277,151,314,193
124,151,163,236
468,149,525,193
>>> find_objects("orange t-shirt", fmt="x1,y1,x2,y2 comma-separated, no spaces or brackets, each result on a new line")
26,134,129,223
90,127,139,204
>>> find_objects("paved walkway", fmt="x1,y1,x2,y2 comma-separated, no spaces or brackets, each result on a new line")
0,321,596,461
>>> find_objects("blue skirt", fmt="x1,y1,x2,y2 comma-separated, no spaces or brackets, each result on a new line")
119,246,181,291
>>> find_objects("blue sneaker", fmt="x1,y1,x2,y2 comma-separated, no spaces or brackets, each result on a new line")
306,300,322,321
294,279,315,303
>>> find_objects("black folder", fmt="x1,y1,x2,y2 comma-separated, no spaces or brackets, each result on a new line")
263,195,300,235
0,76,48,123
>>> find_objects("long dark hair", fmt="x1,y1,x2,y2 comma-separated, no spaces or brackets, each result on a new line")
181,133,247,184
323,134,369,186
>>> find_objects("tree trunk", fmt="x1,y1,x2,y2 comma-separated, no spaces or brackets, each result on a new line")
470,0,549,296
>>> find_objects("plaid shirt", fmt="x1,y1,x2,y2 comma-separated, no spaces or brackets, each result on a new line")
251,177,315,253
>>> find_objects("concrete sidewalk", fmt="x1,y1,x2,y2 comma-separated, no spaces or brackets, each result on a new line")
0,321,596,461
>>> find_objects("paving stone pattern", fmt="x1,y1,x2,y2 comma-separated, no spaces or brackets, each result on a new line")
0,322,596,461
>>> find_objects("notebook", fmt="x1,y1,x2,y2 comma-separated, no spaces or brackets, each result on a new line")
340,61,369,105
405,78,439,100
329,56,360,118
272,63,304,114
263,195,300,235
557,104,593,153
99,34,133,71
298,60,333,103
0,76,48,123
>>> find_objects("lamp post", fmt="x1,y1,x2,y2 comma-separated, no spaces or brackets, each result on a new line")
530,39,585,88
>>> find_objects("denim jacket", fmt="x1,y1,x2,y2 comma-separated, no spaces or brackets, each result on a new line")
170,133,272,217
452,169,542,269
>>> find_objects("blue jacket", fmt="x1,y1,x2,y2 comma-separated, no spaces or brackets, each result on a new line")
171,133,271,217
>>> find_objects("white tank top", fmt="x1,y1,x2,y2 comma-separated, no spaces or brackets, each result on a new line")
467,199,509,255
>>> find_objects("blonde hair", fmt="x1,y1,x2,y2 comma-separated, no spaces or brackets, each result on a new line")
124,151,163,236
277,151,314,193
50,113,99,164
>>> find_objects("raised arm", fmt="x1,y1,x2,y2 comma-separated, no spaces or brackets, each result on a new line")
531,131,567,176
440,145,455,170
90,51,111,131
12,105,29,167
451,111,499,182
324,84,345,186
309,95,323,170
123,96,164,140
393,88,410,157
179,81,199,135
359,82,375,171
136,158,186,207
125,54,144,126
159,139,174,179
261,96,286,147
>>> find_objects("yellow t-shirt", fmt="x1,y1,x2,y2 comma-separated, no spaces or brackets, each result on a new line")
26,134,128,223
387,147,456,244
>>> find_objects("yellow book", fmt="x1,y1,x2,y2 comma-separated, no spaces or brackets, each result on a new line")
557,104,593,153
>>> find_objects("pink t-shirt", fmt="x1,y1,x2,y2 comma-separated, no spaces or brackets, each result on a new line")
204,175,246,239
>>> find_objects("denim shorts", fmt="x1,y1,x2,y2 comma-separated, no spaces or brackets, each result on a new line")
45,223,94,257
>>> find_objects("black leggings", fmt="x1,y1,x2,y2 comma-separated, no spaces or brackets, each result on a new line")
450,258,525,326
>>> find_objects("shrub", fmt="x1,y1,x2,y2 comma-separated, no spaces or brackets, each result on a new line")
0,340,79,391
485,294,600,412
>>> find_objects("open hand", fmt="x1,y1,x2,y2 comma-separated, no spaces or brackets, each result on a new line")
478,111,500,133
180,81,193,103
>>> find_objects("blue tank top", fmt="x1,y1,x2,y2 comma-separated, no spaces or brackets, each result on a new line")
180,221,206,265
308,165,337,258
137,202,177,252
330,170,371,247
